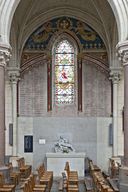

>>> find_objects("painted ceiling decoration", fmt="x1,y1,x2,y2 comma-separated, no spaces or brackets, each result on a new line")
24,17,106,51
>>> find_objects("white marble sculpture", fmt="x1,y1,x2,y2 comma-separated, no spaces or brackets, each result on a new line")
54,136,75,153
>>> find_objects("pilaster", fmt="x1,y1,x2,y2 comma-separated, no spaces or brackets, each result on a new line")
109,68,121,157
8,68,20,156
117,42,128,165
0,45,11,166
117,41,128,192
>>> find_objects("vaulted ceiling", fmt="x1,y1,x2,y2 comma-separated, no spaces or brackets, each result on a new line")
13,0,116,47
10,0,117,64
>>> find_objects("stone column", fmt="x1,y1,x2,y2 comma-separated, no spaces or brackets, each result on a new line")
109,69,121,156
0,46,11,166
8,69,20,156
117,41,128,192
117,43,128,165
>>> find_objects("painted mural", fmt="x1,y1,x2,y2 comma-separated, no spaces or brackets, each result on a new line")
24,17,106,50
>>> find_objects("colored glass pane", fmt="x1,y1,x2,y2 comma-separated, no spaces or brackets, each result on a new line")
54,40,75,105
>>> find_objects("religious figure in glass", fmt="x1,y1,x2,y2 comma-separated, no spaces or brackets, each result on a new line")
54,39,75,105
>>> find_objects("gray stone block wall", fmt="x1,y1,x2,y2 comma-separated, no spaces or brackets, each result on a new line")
18,116,112,172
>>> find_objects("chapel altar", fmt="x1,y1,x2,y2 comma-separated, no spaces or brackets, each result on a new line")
46,152,86,177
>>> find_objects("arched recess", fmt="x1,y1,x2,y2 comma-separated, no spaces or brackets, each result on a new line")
19,16,111,117
21,17,108,115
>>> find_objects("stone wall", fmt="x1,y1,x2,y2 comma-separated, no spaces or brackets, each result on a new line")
18,116,112,172
19,58,111,117
83,60,111,117
19,63,47,116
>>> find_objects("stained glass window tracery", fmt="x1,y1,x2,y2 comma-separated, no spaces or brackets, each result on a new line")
54,39,75,105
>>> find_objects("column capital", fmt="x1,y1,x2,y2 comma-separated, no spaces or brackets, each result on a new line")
8,67,20,83
0,44,11,67
109,68,122,83
116,41,128,66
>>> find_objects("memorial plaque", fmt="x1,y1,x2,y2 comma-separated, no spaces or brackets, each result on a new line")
24,135,33,153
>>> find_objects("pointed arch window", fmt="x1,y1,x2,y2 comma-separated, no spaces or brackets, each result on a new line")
54,39,75,105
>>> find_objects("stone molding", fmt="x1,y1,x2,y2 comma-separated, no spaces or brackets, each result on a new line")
116,41,128,66
0,45,11,67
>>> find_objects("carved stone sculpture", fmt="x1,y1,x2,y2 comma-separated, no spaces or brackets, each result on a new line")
54,136,75,153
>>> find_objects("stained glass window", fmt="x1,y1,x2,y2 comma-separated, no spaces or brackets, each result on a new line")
54,40,75,105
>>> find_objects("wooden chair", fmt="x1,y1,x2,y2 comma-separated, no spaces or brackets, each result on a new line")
0,172,15,192
22,182,29,192
21,175,46,192
109,159,120,178
8,162,21,185
64,162,78,186
92,170,114,192
62,172,79,192
29,175,46,190
17,157,31,178
37,163,53,192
